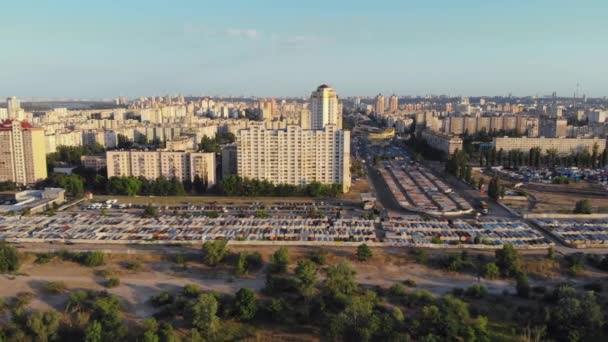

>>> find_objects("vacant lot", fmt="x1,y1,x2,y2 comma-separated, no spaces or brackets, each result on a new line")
3,246,605,320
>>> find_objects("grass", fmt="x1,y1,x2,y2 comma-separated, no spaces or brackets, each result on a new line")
105,277,120,288
43,281,68,295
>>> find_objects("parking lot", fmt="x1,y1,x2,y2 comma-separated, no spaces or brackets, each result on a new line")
531,218,608,248
383,216,552,249
378,161,473,216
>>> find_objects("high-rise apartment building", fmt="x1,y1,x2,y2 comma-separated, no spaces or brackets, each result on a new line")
106,150,216,187
0,120,47,185
375,94,385,114
540,117,567,138
389,95,399,112
310,85,341,129
6,97,25,121
236,125,350,192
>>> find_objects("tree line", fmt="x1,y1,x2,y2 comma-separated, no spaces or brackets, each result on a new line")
220,175,343,197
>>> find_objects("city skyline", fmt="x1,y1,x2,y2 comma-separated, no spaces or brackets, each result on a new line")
2,0,608,98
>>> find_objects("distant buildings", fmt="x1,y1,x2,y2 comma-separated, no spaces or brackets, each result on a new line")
80,155,107,172
539,117,567,138
6,97,25,120
375,94,385,114
106,150,216,188
0,120,47,185
389,95,399,112
492,137,606,156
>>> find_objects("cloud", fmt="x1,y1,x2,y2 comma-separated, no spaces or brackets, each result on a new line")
183,24,260,40
224,28,260,40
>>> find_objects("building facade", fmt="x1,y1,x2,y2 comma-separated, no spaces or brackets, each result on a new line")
492,137,606,156
236,125,351,192
310,84,341,129
106,150,216,187
421,129,464,156
0,120,47,185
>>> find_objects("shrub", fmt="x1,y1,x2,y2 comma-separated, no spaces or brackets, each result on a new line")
105,278,120,288
0,241,20,273
309,249,328,265
403,278,417,287
80,251,105,267
465,284,488,298
35,253,54,265
356,244,373,262
483,262,500,279
150,291,174,307
389,283,407,297
245,252,264,271
125,261,141,271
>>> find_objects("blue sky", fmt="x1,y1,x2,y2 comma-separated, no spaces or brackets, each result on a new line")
1,0,607,99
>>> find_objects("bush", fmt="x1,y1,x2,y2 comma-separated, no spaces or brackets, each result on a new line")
309,249,328,265
79,251,105,267
125,261,141,271
150,291,174,307
411,248,428,264
105,278,120,288
389,283,407,297
465,284,488,298
356,244,373,262
0,241,20,273
403,279,417,287
245,252,264,271
35,253,54,265
483,262,500,279
516,274,530,298
573,199,592,214
202,241,228,266
43,281,68,295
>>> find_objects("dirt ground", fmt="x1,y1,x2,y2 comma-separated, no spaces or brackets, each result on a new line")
3,246,605,321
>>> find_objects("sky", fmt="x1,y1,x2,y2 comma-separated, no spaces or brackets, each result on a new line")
1,0,608,99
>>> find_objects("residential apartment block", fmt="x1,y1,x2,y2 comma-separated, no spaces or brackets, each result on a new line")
0,120,47,185
492,137,607,156
106,150,216,188
236,125,351,192
421,129,464,156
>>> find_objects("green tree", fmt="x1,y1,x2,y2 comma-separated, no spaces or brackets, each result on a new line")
202,241,228,266
25,310,61,342
325,261,358,300
356,244,373,262
84,321,103,342
295,259,318,296
234,288,257,321
515,274,530,298
488,176,502,200
188,293,219,334
268,247,289,274
574,199,592,214
495,244,522,277
0,241,20,273
483,262,500,279
142,204,160,218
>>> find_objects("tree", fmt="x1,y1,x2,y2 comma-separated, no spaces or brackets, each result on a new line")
188,293,219,334
483,262,500,279
142,204,159,218
547,286,604,341
234,288,257,321
295,259,318,296
325,261,357,300
25,310,61,342
268,247,289,274
0,241,20,273
356,244,373,262
202,241,228,266
515,274,530,298
495,244,522,278
84,321,103,342
574,199,592,214
488,176,502,201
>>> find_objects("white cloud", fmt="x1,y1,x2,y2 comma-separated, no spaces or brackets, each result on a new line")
224,28,260,40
